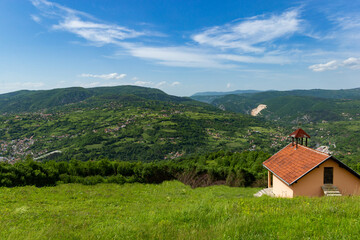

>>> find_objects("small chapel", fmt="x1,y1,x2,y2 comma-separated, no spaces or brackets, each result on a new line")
262,128,360,197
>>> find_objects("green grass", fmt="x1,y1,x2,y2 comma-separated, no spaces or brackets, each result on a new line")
1,181,360,239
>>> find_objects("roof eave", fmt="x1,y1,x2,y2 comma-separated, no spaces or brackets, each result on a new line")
263,164,291,186
331,156,360,179
288,156,331,185
288,155,360,185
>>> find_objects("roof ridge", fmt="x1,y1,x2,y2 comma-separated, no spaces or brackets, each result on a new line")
297,144,330,156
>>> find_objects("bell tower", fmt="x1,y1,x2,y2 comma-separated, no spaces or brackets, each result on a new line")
289,128,311,148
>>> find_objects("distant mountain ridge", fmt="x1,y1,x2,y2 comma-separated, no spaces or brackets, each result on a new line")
192,90,261,96
0,85,195,113
191,87,360,123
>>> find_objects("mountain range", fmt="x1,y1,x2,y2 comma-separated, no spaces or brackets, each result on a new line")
0,85,359,167
192,88,360,123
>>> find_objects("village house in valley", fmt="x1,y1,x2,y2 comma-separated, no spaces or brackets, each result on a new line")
262,128,360,197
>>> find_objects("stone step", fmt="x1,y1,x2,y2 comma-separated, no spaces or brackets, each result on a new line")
254,188,274,197
322,185,342,196
326,193,342,196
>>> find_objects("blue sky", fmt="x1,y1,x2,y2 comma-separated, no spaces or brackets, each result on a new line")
1,0,360,96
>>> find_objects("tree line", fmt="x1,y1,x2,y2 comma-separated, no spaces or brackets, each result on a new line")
0,150,270,188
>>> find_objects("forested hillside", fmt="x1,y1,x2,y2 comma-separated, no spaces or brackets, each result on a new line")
1,85,359,175
0,86,192,113
192,88,360,122
190,88,360,165
0,86,286,163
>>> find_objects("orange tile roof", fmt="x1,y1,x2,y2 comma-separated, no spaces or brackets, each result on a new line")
263,143,330,185
289,128,311,138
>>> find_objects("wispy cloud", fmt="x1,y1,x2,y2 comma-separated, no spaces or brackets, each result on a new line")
124,45,235,68
325,12,360,50
309,60,338,72
31,0,144,46
192,9,302,53
53,18,143,45
335,15,360,30
74,75,180,89
31,0,304,69
216,54,290,64
31,15,41,23
123,44,291,68
309,57,360,72
0,81,45,93
343,57,360,69
80,73,127,80
134,80,181,88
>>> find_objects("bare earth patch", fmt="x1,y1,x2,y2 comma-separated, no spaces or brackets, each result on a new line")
251,104,267,116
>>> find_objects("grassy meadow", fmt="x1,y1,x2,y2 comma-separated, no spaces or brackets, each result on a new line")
1,181,360,239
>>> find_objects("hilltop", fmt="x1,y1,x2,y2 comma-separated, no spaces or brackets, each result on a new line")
0,85,194,114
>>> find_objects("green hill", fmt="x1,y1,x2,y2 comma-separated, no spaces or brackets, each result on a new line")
0,86,285,162
1,86,360,166
0,85,195,113
197,88,360,123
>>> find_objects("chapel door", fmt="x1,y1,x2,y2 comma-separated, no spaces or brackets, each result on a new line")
324,167,333,184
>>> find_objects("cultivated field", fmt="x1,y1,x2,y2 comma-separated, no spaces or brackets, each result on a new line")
1,181,359,239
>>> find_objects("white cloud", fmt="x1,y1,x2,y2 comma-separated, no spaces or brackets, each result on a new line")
327,13,360,50
155,81,181,88
336,16,360,30
156,81,167,87
124,45,236,68
31,15,41,23
0,82,45,93
309,60,338,72
343,57,360,69
126,80,181,88
31,1,300,69
31,0,144,46
53,17,143,45
80,73,127,79
309,57,360,72
79,82,101,88
134,81,153,87
132,77,139,81
217,54,290,64
192,9,302,53
124,44,290,68
227,83,231,88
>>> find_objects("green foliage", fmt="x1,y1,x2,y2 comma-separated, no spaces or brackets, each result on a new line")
0,150,270,188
